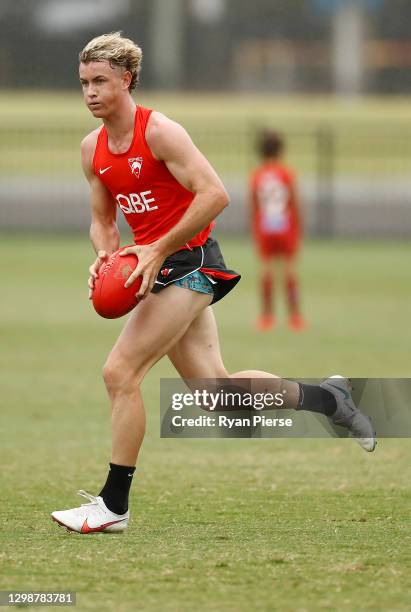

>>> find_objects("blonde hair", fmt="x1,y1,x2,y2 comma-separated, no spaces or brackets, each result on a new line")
79,32,143,91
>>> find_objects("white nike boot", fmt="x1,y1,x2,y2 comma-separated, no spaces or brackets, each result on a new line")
51,490,129,533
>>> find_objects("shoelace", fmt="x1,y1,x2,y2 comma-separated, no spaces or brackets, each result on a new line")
77,490,100,507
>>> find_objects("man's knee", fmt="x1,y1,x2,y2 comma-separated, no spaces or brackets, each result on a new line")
102,355,143,397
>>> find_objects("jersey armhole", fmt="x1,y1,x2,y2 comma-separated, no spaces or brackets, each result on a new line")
139,107,157,162
91,127,105,176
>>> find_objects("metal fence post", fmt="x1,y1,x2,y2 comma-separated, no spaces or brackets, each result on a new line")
315,126,335,236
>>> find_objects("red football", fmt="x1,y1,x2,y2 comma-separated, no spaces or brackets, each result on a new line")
92,246,141,319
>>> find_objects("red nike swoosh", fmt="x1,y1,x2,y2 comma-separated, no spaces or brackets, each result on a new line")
81,518,126,533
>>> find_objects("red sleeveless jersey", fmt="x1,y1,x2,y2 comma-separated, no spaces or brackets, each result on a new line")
250,161,299,238
93,105,213,247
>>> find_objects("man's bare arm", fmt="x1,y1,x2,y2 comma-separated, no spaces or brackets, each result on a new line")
81,131,120,297
147,112,229,256
81,131,120,255
121,113,229,297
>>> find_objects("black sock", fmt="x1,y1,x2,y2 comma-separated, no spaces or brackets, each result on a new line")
99,463,135,515
297,384,337,417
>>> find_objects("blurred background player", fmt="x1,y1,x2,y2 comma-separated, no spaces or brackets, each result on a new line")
249,130,307,332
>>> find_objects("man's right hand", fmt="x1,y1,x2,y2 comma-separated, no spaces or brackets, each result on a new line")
88,250,109,299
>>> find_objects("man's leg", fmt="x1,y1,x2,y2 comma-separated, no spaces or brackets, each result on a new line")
167,305,228,380
283,253,307,330
255,256,275,331
51,287,212,532
168,307,375,451
100,286,212,511
104,287,211,466
169,306,296,402
169,308,299,406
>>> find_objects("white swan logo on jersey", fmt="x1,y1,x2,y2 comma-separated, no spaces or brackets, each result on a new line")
116,191,158,214
128,157,143,179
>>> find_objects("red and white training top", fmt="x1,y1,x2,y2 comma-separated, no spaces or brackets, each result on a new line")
249,161,299,239
93,105,213,247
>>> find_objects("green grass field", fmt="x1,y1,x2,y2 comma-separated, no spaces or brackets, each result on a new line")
1,235,410,611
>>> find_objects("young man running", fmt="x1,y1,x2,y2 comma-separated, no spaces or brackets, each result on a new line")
51,32,375,534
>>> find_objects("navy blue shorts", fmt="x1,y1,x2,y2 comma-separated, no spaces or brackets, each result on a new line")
152,237,241,304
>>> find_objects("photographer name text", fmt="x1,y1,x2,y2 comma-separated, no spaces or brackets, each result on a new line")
171,415,293,428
